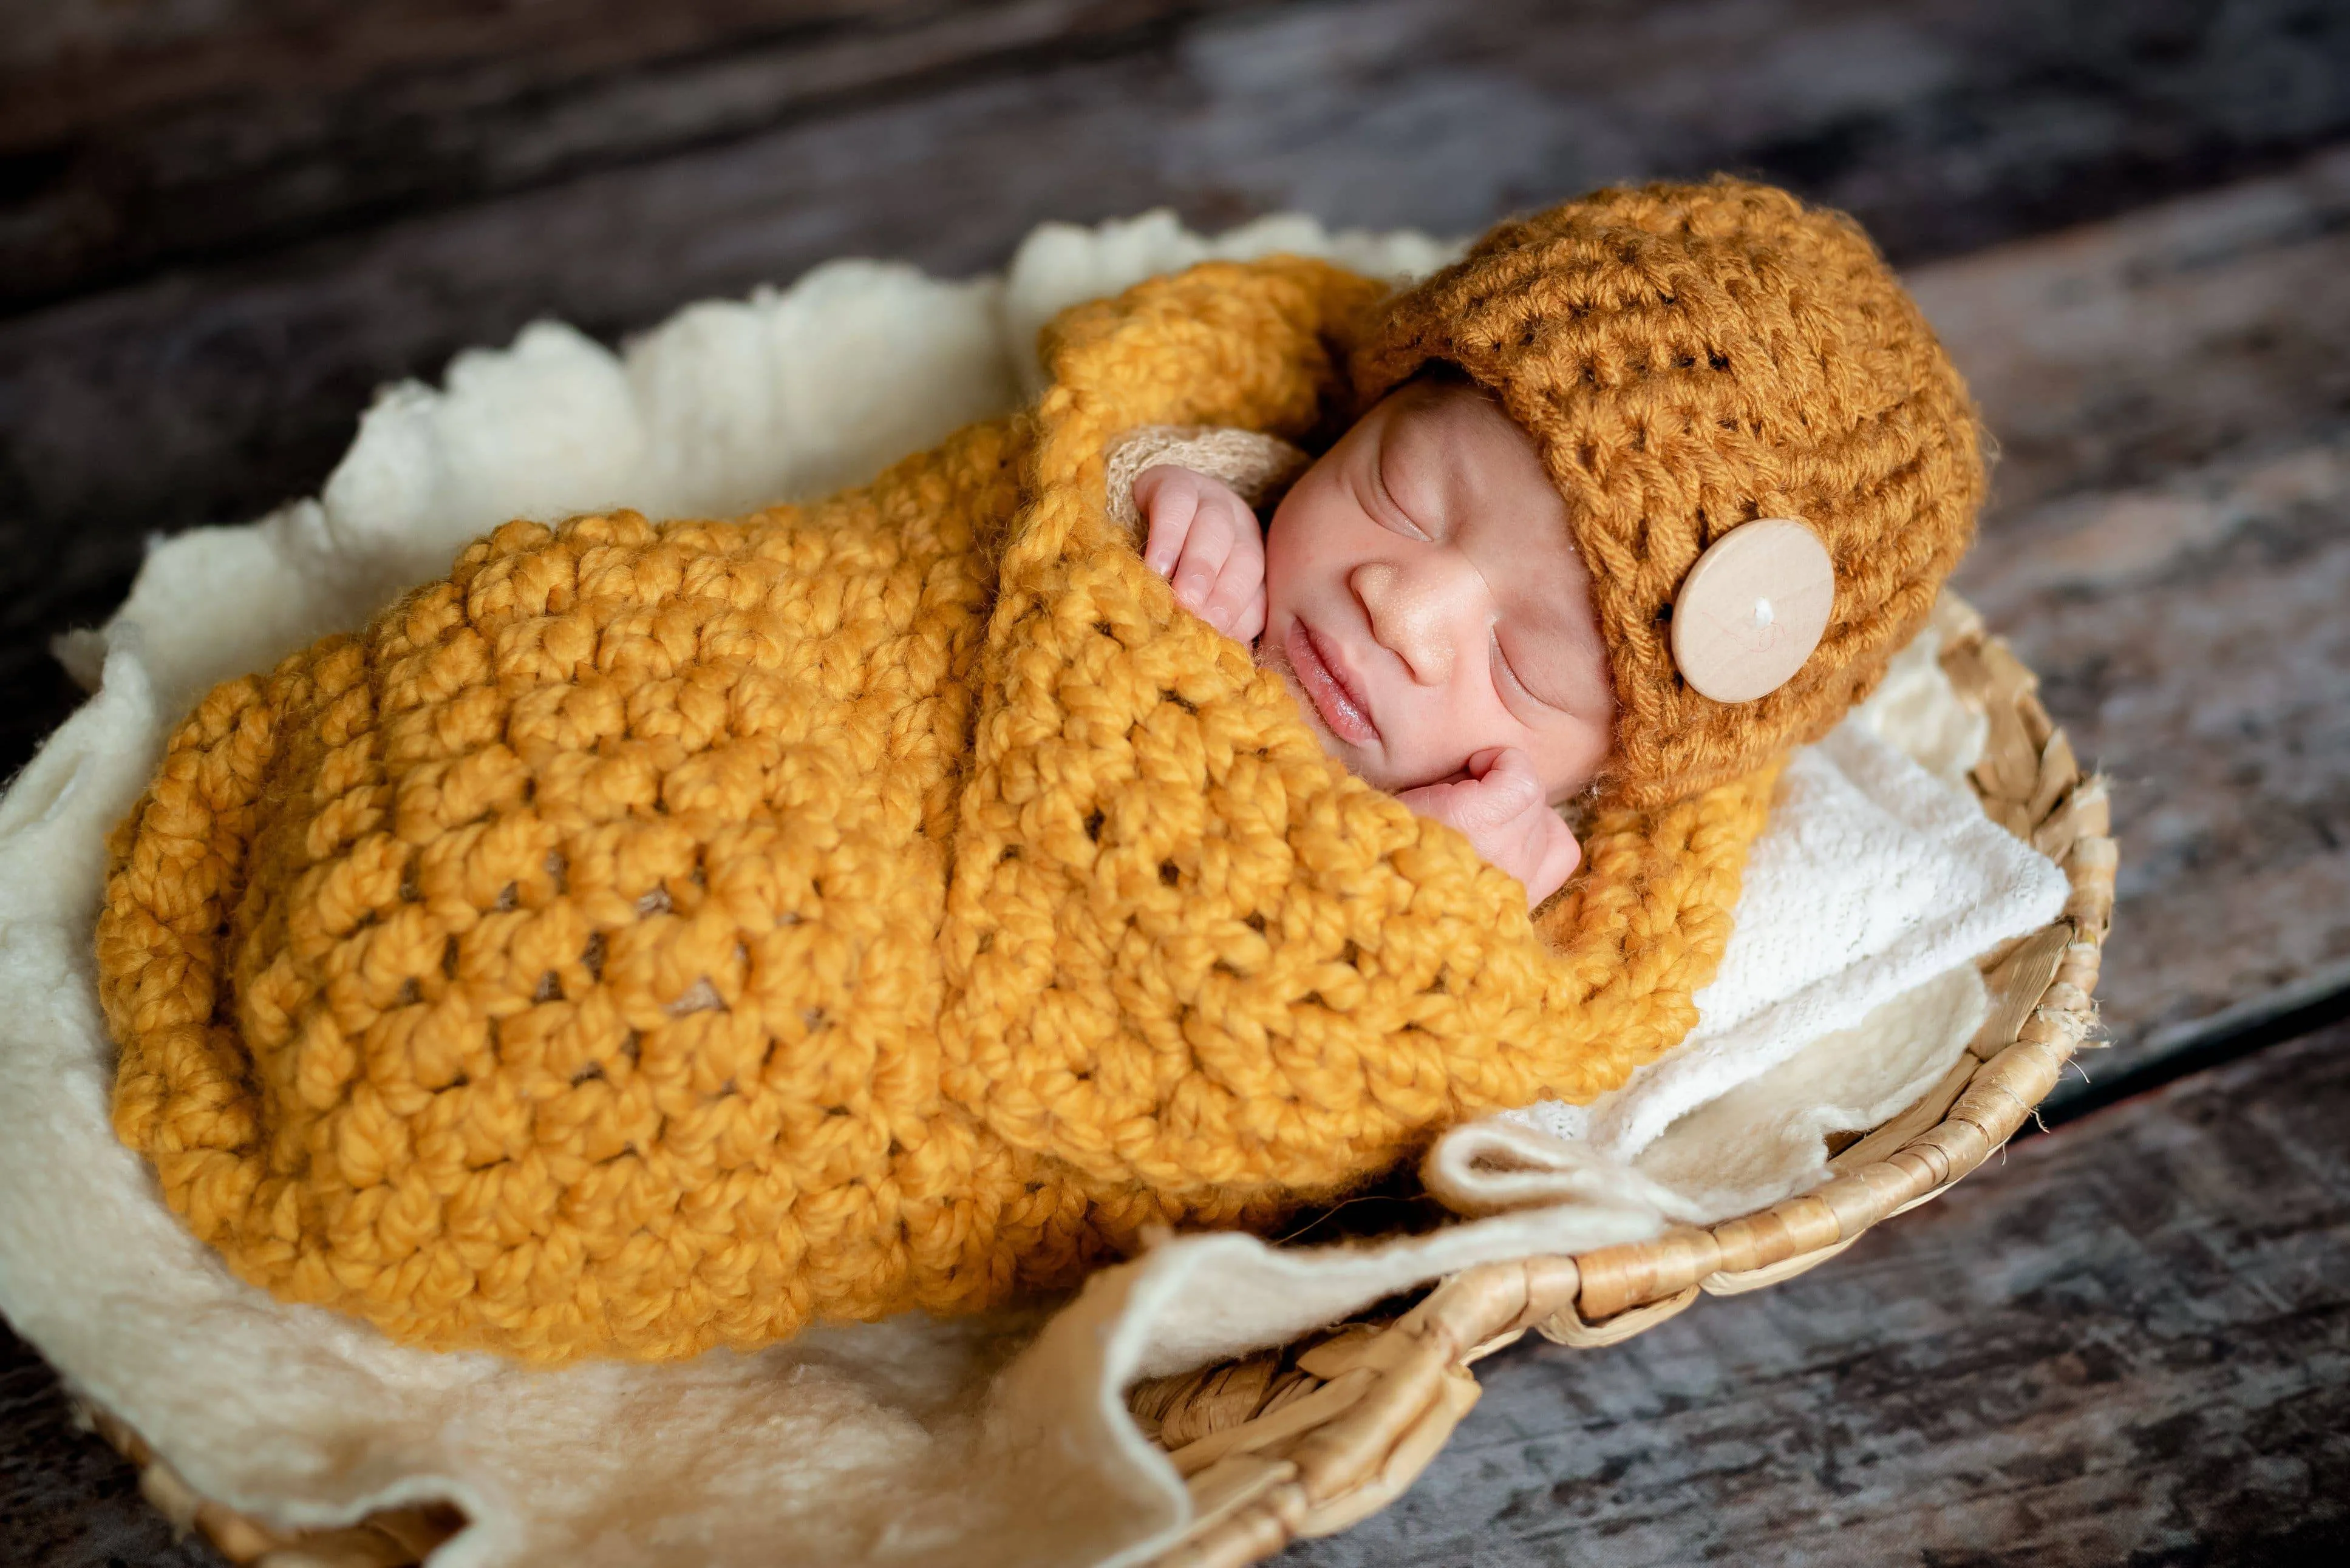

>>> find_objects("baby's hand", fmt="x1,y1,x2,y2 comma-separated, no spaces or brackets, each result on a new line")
1397,748,1584,908
1136,465,1267,642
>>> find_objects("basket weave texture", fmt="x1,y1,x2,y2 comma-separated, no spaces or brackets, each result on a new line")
89,597,2113,1568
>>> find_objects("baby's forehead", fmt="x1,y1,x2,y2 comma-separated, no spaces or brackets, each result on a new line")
1383,379,1538,464
1380,374,1509,432
1378,380,1563,525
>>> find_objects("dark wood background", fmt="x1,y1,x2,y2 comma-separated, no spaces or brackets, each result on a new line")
3,2,2346,1564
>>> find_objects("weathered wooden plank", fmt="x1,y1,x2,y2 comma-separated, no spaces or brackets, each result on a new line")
4,1,958,112
1915,146,2350,523
1918,150,2350,1070
1968,422,2350,1086
1279,1018,2350,1566
0,1,1241,311
9,0,2348,314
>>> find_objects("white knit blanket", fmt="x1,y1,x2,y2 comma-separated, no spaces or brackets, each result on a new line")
0,211,2062,1568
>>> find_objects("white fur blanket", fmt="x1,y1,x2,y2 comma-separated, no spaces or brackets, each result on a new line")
0,211,2059,1567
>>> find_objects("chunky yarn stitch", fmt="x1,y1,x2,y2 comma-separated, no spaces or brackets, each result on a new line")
98,256,1771,1363
1354,178,1986,809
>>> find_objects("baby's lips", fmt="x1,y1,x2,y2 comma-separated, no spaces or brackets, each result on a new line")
1286,622,1381,746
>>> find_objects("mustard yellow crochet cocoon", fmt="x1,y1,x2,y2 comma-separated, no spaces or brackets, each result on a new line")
97,257,1773,1363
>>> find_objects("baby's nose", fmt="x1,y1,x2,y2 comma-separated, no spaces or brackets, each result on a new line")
1354,558,1474,685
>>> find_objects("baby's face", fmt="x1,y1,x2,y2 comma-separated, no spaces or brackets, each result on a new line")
1261,379,1615,800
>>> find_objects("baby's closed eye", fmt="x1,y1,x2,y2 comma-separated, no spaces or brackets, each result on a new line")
1493,628,1578,716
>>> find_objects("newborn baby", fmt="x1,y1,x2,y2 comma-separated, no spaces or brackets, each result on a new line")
1136,374,1607,904
96,178,1986,1362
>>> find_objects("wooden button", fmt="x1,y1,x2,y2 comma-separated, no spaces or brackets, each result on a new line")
1669,518,1834,704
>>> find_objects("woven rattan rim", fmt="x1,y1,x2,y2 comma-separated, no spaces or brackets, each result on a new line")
81,596,2112,1568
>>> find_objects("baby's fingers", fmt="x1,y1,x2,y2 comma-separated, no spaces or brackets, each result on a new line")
1139,471,1200,577
1171,522,1236,616
1199,571,1253,637
1522,820,1584,908
1228,588,1267,645
1456,748,1544,826
1198,541,1266,638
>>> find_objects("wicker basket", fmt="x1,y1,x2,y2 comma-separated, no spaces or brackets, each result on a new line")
84,598,2113,1568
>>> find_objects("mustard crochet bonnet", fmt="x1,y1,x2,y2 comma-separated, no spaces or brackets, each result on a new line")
1351,177,1987,809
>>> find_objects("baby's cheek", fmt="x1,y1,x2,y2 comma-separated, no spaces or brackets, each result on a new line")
1259,521,1310,619
1530,714,1613,801
1386,691,1491,790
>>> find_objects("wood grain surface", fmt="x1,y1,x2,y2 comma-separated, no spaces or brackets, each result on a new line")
9,0,2344,313
1922,148,2350,1085
1277,1018,2350,1567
